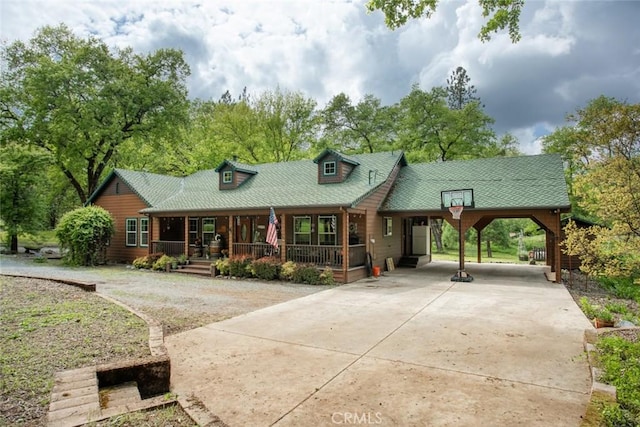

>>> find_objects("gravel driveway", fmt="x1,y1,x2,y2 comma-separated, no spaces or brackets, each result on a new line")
0,255,328,334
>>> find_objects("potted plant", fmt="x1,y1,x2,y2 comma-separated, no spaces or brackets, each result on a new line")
593,308,614,328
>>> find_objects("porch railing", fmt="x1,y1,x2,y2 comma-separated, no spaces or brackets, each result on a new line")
230,243,367,269
286,244,344,268
152,240,185,256
233,243,276,259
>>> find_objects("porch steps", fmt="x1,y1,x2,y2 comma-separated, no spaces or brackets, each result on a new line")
175,260,213,277
397,255,431,268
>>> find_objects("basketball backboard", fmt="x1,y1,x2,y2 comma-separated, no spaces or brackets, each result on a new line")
441,189,474,209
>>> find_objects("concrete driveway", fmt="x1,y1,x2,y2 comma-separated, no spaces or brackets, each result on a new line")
165,261,593,426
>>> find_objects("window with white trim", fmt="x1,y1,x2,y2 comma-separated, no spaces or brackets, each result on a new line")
126,218,137,246
383,217,393,237
294,216,311,245
140,217,149,247
202,218,216,246
323,161,336,176
318,215,337,245
223,170,233,183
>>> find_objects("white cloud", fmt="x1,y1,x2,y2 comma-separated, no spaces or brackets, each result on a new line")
2,0,639,156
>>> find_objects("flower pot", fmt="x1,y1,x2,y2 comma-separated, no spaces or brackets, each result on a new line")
594,318,614,328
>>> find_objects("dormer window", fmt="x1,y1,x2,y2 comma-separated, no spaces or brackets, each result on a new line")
215,159,258,190
313,149,360,185
324,161,336,176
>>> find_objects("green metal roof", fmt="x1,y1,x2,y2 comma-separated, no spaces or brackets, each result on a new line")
214,159,258,174
86,169,183,207
313,149,360,166
381,154,570,212
141,151,406,213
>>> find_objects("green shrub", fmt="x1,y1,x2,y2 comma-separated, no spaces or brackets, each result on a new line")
597,276,640,301
595,308,613,322
215,257,230,276
132,252,164,269
55,206,114,266
602,403,636,427
292,264,321,285
580,297,598,319
177,254,188,265
152,254,175,271
605,302,629,315
597,336,640,425
250,257,281,281
229,255,253,278
279,261,296,281
319,266,335,286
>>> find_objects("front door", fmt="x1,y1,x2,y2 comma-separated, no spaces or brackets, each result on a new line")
235,217,252,243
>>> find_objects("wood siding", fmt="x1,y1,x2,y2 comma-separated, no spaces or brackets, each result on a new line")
354,162,405,271
218,165,254,190
316,153,355,184
92,191,149,263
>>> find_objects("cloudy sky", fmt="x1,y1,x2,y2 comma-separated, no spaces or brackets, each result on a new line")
2,0,639,154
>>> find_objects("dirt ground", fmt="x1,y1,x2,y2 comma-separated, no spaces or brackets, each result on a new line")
0,255,328,426
0,254,330,335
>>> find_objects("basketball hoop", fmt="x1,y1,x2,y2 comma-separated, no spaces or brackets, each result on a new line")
449,205,463,220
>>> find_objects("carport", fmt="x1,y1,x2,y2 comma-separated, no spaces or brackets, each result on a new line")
381,154,571,282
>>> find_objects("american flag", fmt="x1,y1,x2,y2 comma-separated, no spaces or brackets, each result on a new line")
266,207,279,249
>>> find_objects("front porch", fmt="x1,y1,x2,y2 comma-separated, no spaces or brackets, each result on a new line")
151,240,368,270
148,210,371,283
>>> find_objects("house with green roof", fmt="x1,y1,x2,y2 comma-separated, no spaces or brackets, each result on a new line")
87,150,570,283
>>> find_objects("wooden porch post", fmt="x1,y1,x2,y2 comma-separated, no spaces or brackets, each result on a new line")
228,216,234,257
476,226,482,264
148,216,153,255
342,210,348,281
184,215,189,257
280,213,287,263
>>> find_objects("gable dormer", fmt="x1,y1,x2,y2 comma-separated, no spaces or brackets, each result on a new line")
313,149,360,184
214,159,258,190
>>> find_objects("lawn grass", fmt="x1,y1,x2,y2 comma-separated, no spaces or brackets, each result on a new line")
433,232,547,264
0,229,58,247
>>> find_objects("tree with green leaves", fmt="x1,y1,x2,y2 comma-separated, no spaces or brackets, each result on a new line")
396,84,496,163
0,143,50,252
0,24,190,203
366,0,525,42
543,96,640,220
213,87,318,163
555,97,640,281
320,93,396,153
475,219,511,258
254,87,318,162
